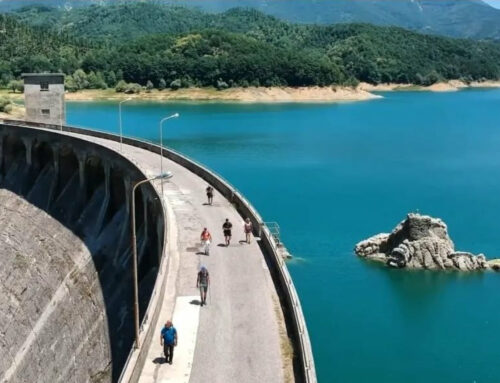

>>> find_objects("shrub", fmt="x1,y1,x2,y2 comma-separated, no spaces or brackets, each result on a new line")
124,83,142,94
180,77,193,88
344,76,360,87
158,78,166,91
170,79,181,90
115,80,128,93
0,97,12,113
216,79,229,90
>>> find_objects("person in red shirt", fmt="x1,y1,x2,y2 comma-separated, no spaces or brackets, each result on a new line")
200,227,212,255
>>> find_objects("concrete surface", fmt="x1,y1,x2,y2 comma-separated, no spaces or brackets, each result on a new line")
57,130,286,383
0,189,110,383
139,296,200,383
0,125,165,383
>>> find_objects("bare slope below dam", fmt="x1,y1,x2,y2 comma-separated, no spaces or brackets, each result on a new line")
0,124,165,383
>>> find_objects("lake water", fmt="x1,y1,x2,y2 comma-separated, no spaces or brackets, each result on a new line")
68,89,500,383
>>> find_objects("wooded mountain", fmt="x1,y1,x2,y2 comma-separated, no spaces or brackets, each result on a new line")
1,0,500,40
1,4,500,91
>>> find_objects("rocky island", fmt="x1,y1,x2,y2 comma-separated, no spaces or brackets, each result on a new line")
355,213,494,271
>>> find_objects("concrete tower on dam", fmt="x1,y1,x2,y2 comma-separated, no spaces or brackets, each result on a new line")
22,73,65,126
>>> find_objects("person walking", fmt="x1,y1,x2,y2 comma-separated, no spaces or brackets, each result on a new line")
160,320,177,364
197,266,210,306
206,185,214,205
200,227,212,255
222,218,233,246
243,218,253,244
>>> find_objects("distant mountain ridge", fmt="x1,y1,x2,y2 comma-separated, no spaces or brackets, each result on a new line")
1,0,500,40
1,2,500,91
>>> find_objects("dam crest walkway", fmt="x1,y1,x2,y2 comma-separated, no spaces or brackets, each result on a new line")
56,129,288,383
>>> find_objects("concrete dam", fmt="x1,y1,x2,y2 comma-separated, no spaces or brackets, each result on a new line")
0,120,316,383
0,124,164,382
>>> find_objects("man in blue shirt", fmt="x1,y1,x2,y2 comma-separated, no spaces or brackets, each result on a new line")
160,320,178,364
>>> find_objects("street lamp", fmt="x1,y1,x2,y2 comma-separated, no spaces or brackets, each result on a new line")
60,92,67,132
159,113,179,195
119,98,133,152
130,172,173,349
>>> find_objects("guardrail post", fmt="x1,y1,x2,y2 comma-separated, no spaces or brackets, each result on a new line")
0,134,4,183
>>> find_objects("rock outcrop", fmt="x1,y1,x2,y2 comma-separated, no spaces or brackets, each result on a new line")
355,213,489,271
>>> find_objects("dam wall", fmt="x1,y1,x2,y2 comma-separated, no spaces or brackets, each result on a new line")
0,123,165,383
1,119,317,383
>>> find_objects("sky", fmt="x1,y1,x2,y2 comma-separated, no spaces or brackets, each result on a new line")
483,0,500,8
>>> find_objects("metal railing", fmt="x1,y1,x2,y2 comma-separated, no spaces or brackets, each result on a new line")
263,221,281,246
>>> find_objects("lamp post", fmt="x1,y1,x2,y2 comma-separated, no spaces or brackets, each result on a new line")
159,113,179,195
130,171,173,349
60,98,63,131
60,91,66,132
119,98,133,152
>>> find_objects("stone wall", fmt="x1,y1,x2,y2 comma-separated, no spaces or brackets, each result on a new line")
0,124,165,383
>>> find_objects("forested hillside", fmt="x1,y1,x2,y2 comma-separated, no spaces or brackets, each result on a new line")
0,15,96,85
1,4,500,91
2,0,500,40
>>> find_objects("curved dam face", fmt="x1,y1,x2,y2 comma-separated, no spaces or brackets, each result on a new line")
0,125,165,382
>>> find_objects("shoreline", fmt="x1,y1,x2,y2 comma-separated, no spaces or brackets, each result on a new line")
359,80,500,93
64,86,382,103
1,81,499,112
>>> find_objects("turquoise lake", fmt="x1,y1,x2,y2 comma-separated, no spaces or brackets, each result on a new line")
68,89,500,383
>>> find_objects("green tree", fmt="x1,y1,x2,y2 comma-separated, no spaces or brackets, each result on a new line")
170,79,182,90
8,80,23,93
116,70,124,81
3,6,500,89
65,75,79,92
158,78,166,91
88,71,107,89
105,70,117,87
146,80,154,92
72,69,89,90
115,80,128,93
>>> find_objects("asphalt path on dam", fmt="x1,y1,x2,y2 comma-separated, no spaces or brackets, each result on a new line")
64,130,287,383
